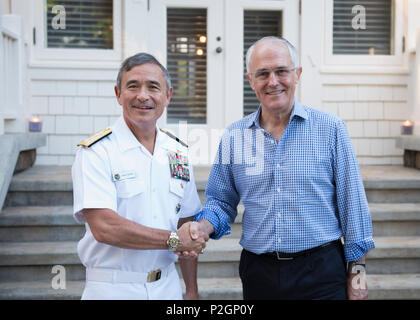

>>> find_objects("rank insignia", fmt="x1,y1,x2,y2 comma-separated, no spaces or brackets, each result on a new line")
168,152,190,181
77,128,112,147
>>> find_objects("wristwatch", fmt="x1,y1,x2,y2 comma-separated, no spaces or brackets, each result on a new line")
347,261,366,273
167,231,180,251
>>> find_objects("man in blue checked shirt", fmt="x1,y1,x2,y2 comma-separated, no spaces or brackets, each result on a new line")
190,36,375,300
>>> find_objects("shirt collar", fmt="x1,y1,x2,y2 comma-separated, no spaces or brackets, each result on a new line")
246,98,308,129
112,116,162,153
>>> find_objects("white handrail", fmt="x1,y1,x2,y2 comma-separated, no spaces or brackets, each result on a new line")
414,28,420,135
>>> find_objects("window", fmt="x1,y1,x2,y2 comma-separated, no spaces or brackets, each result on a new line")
46,0,113,49
167,8,207,124
243,10,282,116
32,0,121,62
333,0,393,55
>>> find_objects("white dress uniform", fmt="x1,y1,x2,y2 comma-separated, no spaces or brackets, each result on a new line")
72,116,201,300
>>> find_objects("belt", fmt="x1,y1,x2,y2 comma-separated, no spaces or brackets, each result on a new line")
263,239,341,261
86,264,172,284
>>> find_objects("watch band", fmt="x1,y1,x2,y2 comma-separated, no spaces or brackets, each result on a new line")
347,261,366,273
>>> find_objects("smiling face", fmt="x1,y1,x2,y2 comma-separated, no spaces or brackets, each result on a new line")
246,40,302,116
115,63,172,130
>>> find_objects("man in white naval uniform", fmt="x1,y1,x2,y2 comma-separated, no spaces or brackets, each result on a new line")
72,53,207,300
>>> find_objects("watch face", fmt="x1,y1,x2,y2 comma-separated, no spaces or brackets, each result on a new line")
168,236,179,250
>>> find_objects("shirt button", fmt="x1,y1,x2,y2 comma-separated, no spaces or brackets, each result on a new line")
278,238,282,243
276,164,280,168
277,188,281,193
270,140,274,144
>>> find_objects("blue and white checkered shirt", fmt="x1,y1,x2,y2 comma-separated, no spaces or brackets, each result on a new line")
195,99,375,262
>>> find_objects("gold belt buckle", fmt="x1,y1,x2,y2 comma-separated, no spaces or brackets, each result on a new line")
147,269,162,282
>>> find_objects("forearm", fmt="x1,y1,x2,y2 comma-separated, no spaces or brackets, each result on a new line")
84,209,171,250
179,257,198,298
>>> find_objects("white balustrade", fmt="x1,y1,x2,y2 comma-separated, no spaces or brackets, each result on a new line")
0,13,24,135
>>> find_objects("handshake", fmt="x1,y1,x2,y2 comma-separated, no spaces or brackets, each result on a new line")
174,220,212,259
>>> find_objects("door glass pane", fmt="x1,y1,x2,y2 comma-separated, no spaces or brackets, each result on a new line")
167,8,207,124
243,10,282,116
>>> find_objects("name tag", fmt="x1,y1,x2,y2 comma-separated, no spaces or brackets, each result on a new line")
113,170,137,181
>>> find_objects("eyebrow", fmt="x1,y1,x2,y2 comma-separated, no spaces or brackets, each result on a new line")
256,66,289,72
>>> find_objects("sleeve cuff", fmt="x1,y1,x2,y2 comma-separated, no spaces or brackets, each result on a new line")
194,209,231,240
73,202,117,224
343,237,376,262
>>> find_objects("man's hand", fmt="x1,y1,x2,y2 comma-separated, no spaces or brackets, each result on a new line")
347,265,368,300
176,221,207,258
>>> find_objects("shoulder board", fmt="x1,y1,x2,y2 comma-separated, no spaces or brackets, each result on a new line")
160,128,188,148
77,128,112,148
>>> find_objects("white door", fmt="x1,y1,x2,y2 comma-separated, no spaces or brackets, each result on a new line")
147,0,299,165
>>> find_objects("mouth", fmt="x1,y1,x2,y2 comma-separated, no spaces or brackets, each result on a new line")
266,89,285,95
132,105,154,110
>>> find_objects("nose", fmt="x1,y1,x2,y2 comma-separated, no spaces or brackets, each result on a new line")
136,87,149,102
266,71,279,86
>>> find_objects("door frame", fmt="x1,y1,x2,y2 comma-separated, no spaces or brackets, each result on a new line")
145,0,300,166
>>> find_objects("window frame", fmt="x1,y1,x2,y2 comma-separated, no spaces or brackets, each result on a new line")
31,0,122,62
324,0,405,67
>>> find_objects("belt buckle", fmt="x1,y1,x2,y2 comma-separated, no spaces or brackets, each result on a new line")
147,269,162,282
275,252,294,261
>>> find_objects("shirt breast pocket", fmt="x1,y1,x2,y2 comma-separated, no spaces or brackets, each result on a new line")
115,179,146,198
169,179,185,199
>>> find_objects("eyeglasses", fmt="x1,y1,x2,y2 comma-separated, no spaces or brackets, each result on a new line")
249,67,297,83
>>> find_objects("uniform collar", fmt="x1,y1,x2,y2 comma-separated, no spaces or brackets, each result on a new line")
112,116,162,153
247,98,308,129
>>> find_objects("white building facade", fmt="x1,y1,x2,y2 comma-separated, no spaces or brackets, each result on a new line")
1,0,420,167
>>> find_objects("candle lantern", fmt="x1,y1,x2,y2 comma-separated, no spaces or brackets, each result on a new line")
29,118,43,132
401,120,414,135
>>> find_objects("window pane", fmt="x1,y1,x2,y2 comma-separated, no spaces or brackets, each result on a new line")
167,8,207,124
46,0,113,49
333,0,392,55
243,11,282,116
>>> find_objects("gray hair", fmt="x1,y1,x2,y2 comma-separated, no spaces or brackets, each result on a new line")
245,36,300,72
116,53,172,94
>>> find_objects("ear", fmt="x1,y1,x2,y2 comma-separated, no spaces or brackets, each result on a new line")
295,67,303,83
114,85,122,106
165,87,173,107
246,73,256,91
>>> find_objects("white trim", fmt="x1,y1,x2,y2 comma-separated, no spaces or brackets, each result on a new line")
323,0,406,68
31,0,122,63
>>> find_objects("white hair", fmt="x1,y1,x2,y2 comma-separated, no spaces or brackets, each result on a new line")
245,36,300,72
